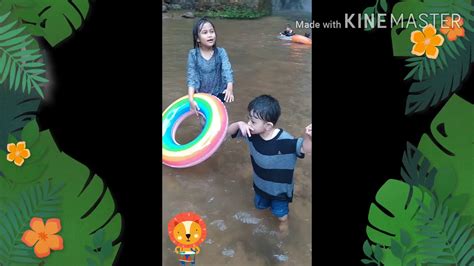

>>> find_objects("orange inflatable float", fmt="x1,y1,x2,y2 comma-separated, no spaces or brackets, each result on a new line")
291,34,312,45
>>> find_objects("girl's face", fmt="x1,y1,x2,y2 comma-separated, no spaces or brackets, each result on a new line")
197,22,216,48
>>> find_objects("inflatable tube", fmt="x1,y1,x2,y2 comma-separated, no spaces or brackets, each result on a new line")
291,34,312,45
162,93,228,168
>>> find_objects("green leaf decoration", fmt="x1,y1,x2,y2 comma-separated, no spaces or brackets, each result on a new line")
400,229,411,247
373,244,383,261
400,142,437,190
391,239,403,259
406,258,416,266
0,11,47,97
417,61,424,81
0,179,63,265
380,0,388,12
403,54,445,82
405,31,473,115
0,120,122,264
363,6,376,32
417,94,474,224
417,199,473,265
86,228,115,265
424,57,431,78
363,240,373,257
391,0,474,57
366,179,433,264
404,64,420,81
9,0,90,46
0,84,41,153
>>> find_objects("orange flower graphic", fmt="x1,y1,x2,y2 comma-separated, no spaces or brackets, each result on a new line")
21,217,64,258
411,24,444,59
440,16,465,41
6,141,31,166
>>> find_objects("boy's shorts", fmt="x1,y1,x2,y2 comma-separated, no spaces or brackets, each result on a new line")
254,193,289,218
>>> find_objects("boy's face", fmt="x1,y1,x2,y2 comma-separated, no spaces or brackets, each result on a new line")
247,111,273,135
198,22,216,48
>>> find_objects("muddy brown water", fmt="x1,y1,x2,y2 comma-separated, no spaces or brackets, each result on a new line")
162,13,312,265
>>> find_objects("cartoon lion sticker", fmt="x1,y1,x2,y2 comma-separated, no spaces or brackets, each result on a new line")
168,212,207,265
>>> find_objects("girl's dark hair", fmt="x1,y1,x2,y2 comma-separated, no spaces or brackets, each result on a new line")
248,95,281,125
192,17,217,49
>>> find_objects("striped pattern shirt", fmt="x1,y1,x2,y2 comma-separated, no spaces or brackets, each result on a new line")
232,128,304,202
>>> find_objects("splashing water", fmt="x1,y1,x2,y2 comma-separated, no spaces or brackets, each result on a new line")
233,211,262,224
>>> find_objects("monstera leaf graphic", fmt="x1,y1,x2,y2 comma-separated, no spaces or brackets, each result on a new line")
9,0,90,46
417,94,474,224
366,179,433,264
0,120,122,265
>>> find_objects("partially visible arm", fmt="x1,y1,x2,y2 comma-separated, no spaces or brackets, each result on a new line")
220,48,235,102
188,86,196,101
187,50,200,89
227,121,252,138
301,124,312,155
220,48,234,85
187,50,200,114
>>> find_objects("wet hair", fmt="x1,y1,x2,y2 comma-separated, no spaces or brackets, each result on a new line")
192,17,217,49
248,95,281,125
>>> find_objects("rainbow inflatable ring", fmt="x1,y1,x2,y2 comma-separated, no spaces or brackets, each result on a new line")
162,93,228,168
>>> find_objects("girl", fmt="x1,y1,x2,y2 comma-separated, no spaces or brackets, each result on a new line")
187,17,234,117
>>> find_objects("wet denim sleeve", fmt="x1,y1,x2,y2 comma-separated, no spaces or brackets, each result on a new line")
187,49,200,89
219,48,234,84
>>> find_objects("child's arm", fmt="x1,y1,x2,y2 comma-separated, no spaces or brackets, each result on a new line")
223,82,234,102
187,50,200,115
188,86,199,116
220,48,234,103
227,121,253,138
301,124,312,155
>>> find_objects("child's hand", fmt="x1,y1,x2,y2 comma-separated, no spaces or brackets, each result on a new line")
223,84,234,103
189,99,200,117
238,121,253,137
305,124,312,137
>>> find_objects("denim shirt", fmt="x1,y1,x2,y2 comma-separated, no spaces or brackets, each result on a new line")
186,47,234,95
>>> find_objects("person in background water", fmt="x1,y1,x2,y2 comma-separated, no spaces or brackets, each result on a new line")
280,24,295,36
227,95,312,234
187,17,234,123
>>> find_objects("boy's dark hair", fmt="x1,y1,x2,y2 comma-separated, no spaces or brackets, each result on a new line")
192,17,217,49
248,95,281,124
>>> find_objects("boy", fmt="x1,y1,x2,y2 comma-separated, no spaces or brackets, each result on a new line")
227,95,312,231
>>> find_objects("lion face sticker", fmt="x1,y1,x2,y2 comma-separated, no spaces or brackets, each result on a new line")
168,212,207,248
